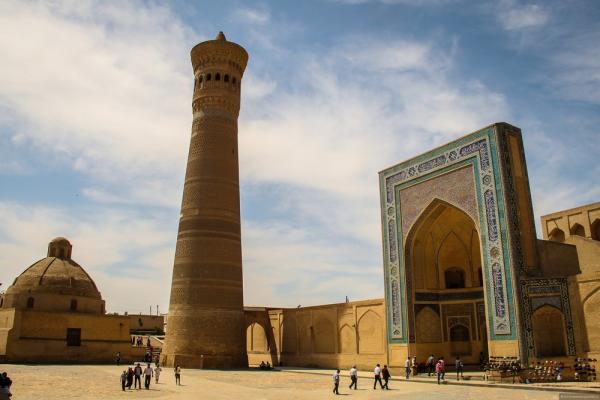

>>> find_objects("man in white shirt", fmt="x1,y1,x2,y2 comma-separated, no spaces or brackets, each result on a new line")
373,364,384,389
332,369,340,395
405,357,411,379
349,365,358,390
143,364,154,390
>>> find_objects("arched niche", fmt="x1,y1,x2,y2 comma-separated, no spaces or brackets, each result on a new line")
246,322,267,353
570,223,585,237
450,323,471,356
408,199,481,291
548,228,565,243
338,323,355,354
583,289,600,353
444,267,466,289
532,305,567,357
313,317,335,353
591,219,600,241
357,310,383,354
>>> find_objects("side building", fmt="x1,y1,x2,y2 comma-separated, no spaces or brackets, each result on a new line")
0,238,131,363
541,202,600,360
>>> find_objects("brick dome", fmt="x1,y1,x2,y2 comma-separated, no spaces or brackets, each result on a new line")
1,238,105,314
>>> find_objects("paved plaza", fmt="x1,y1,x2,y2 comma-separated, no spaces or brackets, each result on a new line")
2,364,599,399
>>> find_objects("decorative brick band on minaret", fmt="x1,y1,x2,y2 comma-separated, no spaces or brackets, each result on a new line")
161,32,249,369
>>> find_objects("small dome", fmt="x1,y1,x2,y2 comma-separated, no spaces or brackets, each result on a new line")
48,237,72,258
215,31,226,41
6,238,101,299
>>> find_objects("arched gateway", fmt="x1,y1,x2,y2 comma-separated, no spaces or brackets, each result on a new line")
404,199,488,363
379,123,579,366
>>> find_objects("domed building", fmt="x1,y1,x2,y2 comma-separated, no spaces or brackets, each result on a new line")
2,237,105,314
0,238,130,363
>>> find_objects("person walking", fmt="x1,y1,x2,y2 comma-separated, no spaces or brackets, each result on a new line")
426,354,435,376
349,365,358,390
412,356,418,376
134,363,143,389
436,357,446,384
126,367,134,390
405,357,411,379
120,370,127,391
382,365,391,390
155,364,162,384
144,364,153,389
174,365,182,385
115,351,121,366
373,364,384,389
332,369,340,395
455,356,464,381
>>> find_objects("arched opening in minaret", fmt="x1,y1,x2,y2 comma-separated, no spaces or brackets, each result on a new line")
405,199,487,363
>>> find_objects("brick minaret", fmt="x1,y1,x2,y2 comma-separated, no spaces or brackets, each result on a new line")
161,32,248,368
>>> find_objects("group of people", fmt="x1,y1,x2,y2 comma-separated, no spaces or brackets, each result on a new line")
332,354,467,393
120,363,162,391
131,336,150,347
119,363,181,391
258,361,273,370
425,354,465,383
0,372,12,400
332,364,392,395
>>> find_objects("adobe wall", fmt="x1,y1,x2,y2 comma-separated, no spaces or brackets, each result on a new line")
4,310,131,363
245,299,387,370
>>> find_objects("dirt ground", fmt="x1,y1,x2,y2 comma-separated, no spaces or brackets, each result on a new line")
0,364,591,399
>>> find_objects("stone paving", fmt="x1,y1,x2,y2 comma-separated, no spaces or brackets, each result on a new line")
1,364,599,399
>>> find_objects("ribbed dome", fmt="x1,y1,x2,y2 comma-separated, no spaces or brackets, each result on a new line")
6,238,101,299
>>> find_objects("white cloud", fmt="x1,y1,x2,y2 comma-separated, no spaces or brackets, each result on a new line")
231,6,271,26
496,1,550,31
0,0,194,207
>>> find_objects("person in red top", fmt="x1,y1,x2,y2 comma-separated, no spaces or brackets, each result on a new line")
436,357,446,384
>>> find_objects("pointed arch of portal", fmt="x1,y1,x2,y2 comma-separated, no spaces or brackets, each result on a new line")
403,198,487,361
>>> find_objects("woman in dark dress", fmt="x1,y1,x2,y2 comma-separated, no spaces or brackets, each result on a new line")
126,367,134,389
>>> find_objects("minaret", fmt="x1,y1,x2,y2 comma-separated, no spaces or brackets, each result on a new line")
161,32,249,369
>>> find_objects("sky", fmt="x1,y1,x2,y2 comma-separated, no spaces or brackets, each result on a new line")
0,0,599,314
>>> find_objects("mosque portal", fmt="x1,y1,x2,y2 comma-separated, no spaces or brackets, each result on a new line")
379,123,581,367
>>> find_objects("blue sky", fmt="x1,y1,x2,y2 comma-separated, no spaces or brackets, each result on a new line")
0,0,599,313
